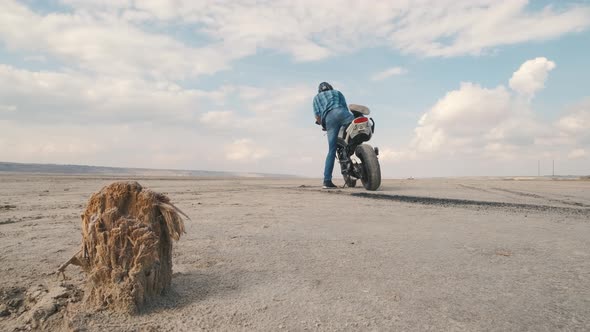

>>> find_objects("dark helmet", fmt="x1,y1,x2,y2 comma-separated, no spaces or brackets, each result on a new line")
318,82,333,93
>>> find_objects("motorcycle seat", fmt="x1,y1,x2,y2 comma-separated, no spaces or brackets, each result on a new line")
349,104,370,115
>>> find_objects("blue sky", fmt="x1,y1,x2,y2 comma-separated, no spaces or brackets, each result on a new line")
0,0,589,178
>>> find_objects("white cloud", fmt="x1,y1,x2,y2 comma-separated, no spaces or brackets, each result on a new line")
568,149,587,159
0,104,17,113
23,55,46,62
371,67,407,81
0,116,324,175
201,1,589,58
200,111,237,127
0,65,321,175
247,86,310,116
554,100,590,155
198,84,312,134
557,106,590,136
1,1,589,177
377,148,415,163
377,57,589,177
1,0,587,81
184,0,589,59
412,83,516,153
0,120,251,171
0,64,229,124
0,119,272,171
225,139,269,161
385,57,568,163
390,1,590,57
509,57,556,98
0,1,235,80
0,120,110,164
238,87,265,101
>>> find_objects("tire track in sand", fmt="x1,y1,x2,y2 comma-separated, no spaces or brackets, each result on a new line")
348,192,590,216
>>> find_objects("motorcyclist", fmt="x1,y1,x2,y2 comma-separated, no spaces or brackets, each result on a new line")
313,82,354,189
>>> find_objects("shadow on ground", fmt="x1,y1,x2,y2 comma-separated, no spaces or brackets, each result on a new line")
140,269,241,314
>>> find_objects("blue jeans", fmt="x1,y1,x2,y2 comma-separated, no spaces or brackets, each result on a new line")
324,107,354,182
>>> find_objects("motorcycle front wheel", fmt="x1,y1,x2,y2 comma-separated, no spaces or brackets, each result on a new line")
355,144,381,191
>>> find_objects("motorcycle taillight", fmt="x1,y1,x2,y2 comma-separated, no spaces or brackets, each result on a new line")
353,117,368,124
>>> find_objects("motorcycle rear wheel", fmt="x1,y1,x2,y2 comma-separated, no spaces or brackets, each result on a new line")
355,144,381,191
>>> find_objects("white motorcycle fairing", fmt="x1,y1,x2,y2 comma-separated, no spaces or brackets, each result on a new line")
339,104,374,145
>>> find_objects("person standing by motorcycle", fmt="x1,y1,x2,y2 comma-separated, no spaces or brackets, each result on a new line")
313,82,354,189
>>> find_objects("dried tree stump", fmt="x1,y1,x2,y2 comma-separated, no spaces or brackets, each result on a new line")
63,181,187,314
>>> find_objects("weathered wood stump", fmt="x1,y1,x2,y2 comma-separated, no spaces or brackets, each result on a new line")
61,181,187,313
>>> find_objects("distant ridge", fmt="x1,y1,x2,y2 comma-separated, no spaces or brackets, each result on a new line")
0,161,297,178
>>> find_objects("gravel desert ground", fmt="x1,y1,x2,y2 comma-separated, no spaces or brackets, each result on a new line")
0,174,589,331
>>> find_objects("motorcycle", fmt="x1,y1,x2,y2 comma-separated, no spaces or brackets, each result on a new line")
336,104,381,191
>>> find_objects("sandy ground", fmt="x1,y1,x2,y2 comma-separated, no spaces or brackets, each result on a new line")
0,174,589,331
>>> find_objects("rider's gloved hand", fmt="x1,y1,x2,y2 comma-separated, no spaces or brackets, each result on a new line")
315,120,327,131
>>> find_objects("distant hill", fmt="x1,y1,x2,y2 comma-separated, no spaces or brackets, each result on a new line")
0,161,296,178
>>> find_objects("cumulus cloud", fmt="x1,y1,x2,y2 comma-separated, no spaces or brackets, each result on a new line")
0,1,234,80
556,105,590,136
200,111,237,127
198,84,312,135
390,1,590,57
225,139,269,161
167,1,589,58
388,57,564,162
18,123,267,172
0,119,275,171
0,104,17,113
0,120,119,165
379,57,589,175
238,87,265,101
1,1,589,177
0,64,230,124
554,100,590,153
2,0,588,80
568,149,587,159
412,83,515,153
371,67,407,81
376,148,415,163
247,86,310,116
509,57,556,98
0,64,319,173
0,113,323,175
